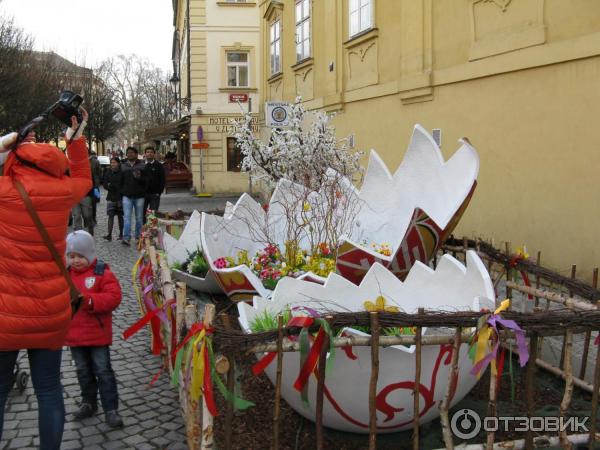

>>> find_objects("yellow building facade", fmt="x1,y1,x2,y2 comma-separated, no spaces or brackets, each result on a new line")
258,0,600,280
173,0,260,194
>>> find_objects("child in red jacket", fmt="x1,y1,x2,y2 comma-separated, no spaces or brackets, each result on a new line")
65,230,123,428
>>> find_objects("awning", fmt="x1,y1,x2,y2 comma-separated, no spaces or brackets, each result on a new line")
144,116,190,141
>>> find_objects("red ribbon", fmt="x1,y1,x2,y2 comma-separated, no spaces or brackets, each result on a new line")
252,352,277,376
293,327,327,393
203,342,218,417
170,309,177,367
509,255,534,300
252,316,316,376
173,323,212,358
495,347,506,394
123,298,176,341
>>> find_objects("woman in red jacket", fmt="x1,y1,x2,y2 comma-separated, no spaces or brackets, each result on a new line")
0,112,91,450
65,230,123,429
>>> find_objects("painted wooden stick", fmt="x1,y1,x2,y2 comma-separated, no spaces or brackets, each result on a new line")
315,316,332,450
184,304,200,450
201,304,216,450
558,329,574,450
175,282,187,340
220,313,235,450
440,327,461,450
505,242,512,301
272,315,284,450
588,321,600,447
369,312,380,450
412,308,423,450
534,251,541,309
559,265,577,370
431,433,596,450
505,282,598,311
580,268,598,380
486,333,498,450
524,333,538,450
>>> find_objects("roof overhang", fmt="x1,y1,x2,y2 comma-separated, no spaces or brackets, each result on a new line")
144,116,190,141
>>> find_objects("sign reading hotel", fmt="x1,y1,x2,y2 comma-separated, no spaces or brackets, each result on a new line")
208,116,259,134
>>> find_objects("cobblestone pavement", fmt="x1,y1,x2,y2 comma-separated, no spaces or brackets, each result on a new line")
0,190,239,450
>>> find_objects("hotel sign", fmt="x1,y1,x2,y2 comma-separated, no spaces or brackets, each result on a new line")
208,116,259,134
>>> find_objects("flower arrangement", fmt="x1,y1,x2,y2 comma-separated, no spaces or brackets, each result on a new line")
179,248,209,277
215,240,338,290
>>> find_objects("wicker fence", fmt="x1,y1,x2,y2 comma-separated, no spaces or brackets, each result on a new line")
135,231,600,450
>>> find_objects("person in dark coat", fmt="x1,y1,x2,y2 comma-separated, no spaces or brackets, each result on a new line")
120,147,147,246
102,157,124,241
89,151,102,223
143,147,165,220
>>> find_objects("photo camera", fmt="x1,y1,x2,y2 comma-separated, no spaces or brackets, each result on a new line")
17,90,84,143
48,90,84,127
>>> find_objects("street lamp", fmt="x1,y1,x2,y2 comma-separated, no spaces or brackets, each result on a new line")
169,73,180,119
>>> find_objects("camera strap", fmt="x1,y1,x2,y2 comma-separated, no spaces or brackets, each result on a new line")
14,180,83,316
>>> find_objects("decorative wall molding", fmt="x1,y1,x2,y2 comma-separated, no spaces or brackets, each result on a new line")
294,66,314,101
480,0,513,12
346,36,379,91
469,0,546,61
268,78,283,101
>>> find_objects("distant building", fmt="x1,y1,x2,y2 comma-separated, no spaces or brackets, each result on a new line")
32,51,94,96
258,0,600,279
171,0,261,194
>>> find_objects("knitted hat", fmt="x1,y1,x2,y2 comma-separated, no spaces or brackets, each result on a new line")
66,230,96,264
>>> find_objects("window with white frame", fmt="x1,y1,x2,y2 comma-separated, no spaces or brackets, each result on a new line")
270,20,281,75
295,0,310,61
226,52,249,87
349,0,372,37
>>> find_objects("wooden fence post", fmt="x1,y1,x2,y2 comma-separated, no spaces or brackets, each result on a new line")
412,308,423,450
220,313,235,450
369,312,380,450
273,315,284,450
201,304,216,450
440,327,461,450
184,304,200,450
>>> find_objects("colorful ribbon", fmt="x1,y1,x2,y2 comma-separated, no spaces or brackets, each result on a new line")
122,298,176,342
470,299,529,378
252,315,336,407
171,323,253,416
509,248,533,300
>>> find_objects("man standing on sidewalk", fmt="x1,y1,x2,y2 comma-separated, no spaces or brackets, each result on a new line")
120,147,146,246
143,147,165,220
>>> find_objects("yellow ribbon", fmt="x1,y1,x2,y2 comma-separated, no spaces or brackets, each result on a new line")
131,254,145,315
473,299,511,377
190,329,207,401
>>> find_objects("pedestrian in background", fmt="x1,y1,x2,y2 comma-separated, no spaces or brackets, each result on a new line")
120,147,146,246
89,151,102,223
64,231,123,429
102,157,124,241
0,112,91,450
143,146,165,220
71,188,96,235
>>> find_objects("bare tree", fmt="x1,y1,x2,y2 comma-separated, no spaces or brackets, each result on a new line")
96,55,175,146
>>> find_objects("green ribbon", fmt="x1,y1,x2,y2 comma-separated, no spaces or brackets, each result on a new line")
299,326,310,408
314,318,336,377
207,340,255,410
